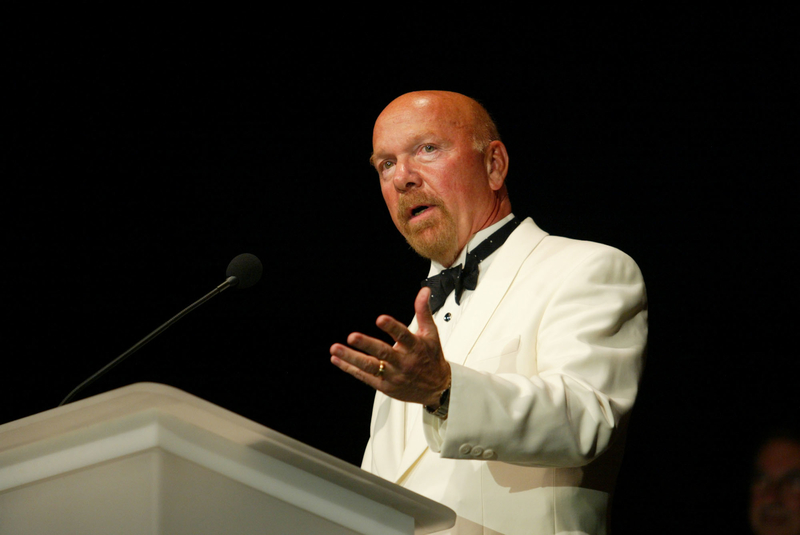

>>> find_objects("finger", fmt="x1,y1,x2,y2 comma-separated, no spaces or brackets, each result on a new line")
329,343,379,373
375,314,418,349
330,354,382,389
346,331,396,363
329,344,385,386
413,286,438,336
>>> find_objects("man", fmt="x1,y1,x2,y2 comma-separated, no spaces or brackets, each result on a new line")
330,91,648,534
749,429,800,535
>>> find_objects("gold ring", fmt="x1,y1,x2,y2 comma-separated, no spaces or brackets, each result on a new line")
374,360,385,378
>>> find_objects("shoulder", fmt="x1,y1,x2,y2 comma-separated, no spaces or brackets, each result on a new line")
522,233,644,288
497,217,645,289
539,234,637,264
513,218,637,261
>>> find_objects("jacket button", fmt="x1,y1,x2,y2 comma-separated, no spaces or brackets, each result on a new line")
471,446,484,457
459,444,472,455
482,449,495,459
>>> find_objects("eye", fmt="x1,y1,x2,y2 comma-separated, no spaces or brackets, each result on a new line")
417,144,438,159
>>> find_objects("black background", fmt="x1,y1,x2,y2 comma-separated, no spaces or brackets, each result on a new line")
5,8,797,533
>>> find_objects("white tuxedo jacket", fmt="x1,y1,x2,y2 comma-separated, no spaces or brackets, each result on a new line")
362,218,648,535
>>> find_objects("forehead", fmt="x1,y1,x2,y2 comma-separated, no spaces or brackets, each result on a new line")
373,95,473,148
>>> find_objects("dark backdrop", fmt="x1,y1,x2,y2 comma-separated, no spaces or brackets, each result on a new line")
5,8,797,533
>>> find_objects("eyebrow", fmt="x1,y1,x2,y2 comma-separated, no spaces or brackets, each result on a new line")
370,130,443,168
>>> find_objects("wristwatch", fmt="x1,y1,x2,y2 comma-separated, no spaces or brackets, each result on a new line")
425,385,451,420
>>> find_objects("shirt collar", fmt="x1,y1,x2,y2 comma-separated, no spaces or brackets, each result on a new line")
428,213,516,277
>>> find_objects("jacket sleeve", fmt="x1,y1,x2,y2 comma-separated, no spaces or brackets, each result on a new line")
422,243,648,468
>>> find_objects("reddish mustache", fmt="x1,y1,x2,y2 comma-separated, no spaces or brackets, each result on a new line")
397,194,441,220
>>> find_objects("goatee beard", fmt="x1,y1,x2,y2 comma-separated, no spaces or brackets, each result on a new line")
397,194,458,265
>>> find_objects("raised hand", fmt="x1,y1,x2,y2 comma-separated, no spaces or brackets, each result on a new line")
330,287,451,407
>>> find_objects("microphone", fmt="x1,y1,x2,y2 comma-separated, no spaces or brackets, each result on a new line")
58,253,263,407
224,252,263,290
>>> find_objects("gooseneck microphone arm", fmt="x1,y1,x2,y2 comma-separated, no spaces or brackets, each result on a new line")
58,254,262,407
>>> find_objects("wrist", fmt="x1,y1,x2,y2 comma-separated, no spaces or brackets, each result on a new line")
425,383,451,420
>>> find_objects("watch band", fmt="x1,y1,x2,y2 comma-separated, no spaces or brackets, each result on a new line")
425,385,450,420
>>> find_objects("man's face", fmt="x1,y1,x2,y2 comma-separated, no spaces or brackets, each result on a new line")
371,93,500,267
750,439,800,535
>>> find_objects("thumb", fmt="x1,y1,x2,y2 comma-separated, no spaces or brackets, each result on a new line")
414,286,438,336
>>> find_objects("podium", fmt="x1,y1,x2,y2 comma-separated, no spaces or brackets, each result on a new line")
0,383,455,534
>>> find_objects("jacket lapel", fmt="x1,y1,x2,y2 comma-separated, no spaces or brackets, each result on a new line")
395,404,428,482
393,218,548,482
368,391,407,479
445,218,548,366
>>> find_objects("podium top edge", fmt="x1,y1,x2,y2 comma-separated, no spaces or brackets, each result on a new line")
0,382,456,533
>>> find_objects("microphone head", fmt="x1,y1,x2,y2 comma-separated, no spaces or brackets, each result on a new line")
226,253,263,289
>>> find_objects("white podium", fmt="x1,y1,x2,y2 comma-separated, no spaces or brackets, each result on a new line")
0,383,455,534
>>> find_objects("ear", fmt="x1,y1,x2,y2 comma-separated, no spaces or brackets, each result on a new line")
484,140,509,191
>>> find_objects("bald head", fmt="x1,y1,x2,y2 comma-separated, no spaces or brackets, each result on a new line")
372,90,511,266
373,91,500,161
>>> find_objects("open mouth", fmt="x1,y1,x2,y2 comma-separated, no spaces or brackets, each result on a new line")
398,195,440,223
411,205,431,217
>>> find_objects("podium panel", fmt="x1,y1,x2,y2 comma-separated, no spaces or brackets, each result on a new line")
0,383,455,535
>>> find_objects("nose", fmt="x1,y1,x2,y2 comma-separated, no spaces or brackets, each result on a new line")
392,158,422,192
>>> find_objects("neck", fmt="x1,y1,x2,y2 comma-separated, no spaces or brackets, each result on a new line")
442,197,511,267
438,212,516,269
474,187,513,236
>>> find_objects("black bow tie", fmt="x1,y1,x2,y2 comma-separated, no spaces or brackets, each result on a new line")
421,217,521,314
